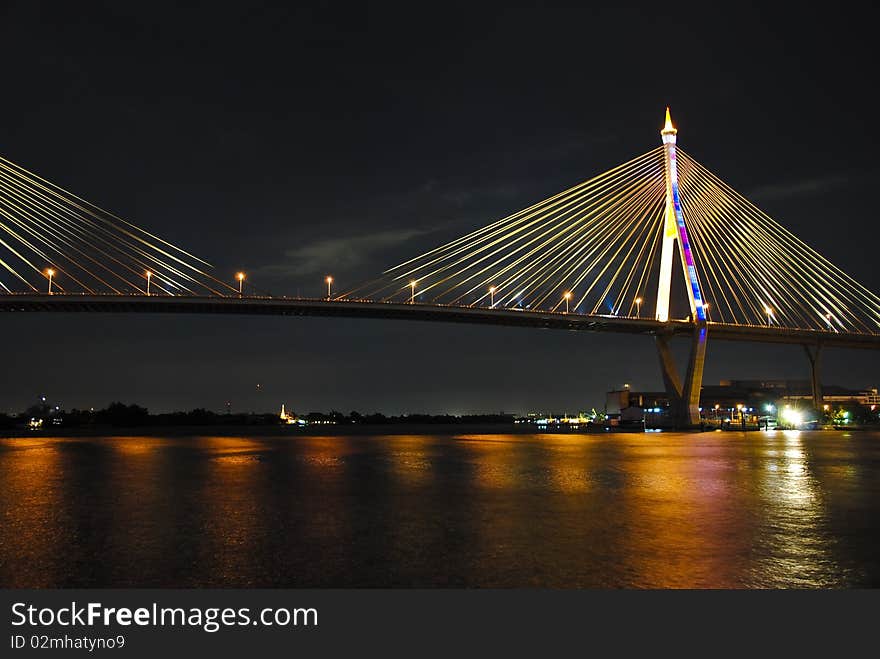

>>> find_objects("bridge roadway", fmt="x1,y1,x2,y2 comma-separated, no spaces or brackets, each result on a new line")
2,293,880,350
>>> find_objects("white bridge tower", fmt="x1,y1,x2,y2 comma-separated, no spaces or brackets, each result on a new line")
655,108,707,323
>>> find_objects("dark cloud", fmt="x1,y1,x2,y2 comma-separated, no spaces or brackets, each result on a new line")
256,228,432,279
747,174,858,202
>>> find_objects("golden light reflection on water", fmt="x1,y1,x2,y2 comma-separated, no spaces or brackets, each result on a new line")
747,431,842,587
297,435,348,471
191,437,267,587
451,433,596,494
461,434,523,491
0,439,64,587
108,436,163,456
384,436,436,489
612,435,754,588
0,431,877,587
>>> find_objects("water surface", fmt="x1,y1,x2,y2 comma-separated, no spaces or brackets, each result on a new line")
1,431,877,588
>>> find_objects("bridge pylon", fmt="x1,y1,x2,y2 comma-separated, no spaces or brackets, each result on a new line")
803,344,824,411
655,108,707,323
653,110,709,427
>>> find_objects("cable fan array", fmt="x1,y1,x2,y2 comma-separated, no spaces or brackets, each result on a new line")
353,147,880,334
676,149,880,332
0,155,236,296
353,147,669,315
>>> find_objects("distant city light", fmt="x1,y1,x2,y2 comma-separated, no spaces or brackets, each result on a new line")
781,405,803,427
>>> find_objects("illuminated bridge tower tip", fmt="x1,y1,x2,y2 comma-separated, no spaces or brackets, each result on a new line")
655,108,707,324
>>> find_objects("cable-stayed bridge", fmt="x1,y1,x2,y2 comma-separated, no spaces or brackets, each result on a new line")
2,110,878,426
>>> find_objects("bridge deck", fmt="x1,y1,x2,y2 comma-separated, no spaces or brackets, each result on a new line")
2,294,879,349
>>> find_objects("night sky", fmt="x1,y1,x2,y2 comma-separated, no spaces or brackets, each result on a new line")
1,2,878,415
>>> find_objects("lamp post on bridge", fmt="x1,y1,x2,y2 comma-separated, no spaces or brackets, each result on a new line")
635,296,642,317
236,272,245,297
146,270,152,296
563,291,571,314
764,305,773,326
45,268,54,295
326,275,333,299
410,280,417,304
489,286,496,308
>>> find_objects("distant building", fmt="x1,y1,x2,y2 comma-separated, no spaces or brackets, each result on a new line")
279,404,305,425
606,387,668,415
515,413,591,428
606,386,669,427
706,380,878,409
605,379,878,427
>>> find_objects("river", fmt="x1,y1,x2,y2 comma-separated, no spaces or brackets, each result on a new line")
1,430,877,588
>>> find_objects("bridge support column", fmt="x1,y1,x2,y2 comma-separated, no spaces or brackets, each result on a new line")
682,325,708,426
803,344,823,410
655,334,683,422
655,325,708,428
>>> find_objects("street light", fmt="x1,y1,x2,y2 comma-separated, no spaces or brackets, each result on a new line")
635,296,642,317
45,268,55,294
410,280,417,304
764,305,773,326
703,302,710,321
236,272,245,296
489,286,496,308
563,291,572,313
326,275,333,299
146,270,152,296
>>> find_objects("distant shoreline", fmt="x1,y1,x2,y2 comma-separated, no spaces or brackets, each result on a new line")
3,425,875,440
0,422,608,439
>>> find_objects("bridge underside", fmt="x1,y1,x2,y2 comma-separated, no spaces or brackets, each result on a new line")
2,295,878,350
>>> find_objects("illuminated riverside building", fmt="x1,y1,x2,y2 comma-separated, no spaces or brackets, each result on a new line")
279,404,305,425
279,404,337,426
515,413,591,428
605,380,878,427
